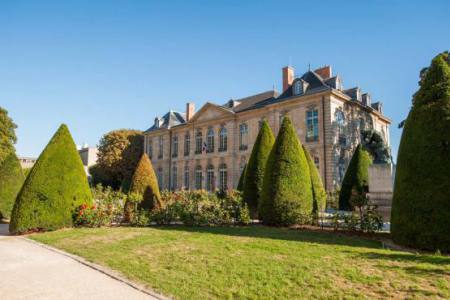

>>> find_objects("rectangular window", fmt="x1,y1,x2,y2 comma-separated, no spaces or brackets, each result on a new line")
206,167,214,191
195,130,202,154
158,136,164,159
172,135,178,158
184,133,190,156
171,164,177,190
184,166,189,190
195,167,202,189
239,123,248,151
219,164,227,191
147,138,153,159
306,109,319,142
157,167,163,189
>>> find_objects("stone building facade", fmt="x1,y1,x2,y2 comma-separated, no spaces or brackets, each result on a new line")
143,65,391,192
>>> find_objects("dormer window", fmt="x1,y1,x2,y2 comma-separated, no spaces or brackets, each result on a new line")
294,80,303,95
154,117,160,128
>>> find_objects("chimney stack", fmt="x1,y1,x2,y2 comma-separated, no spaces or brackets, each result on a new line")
282,66,294,92
186,102,195,121
314,65,332,80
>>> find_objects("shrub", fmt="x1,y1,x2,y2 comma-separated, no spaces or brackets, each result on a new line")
338,145,372,211
259,117,313,225
9,124,92,234
243,120,275,216
0,152,25,220
302,145,327,213
392,52,450,251
129,154,162,210
91,184,126,224
73,204,111,227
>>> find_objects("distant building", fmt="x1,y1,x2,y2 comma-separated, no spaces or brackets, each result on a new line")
18,157,37,169
78,146,98,176
143,65,391,192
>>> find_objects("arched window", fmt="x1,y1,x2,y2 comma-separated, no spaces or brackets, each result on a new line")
335,109,346,146
195,165,202,190
195,130,202,154
171,163,177,190
206,165,215,191
219,164,227,191
239,123,248,150
219,126,227,152
184,165,190,190
184,132,190,156
207,127,214,153
172,135,178,158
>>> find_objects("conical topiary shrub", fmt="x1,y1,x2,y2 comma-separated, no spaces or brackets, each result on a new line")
392,52,450,251
243,120,275,216
302,145,327,213
9,124,92,234
338,145,372,211
259,117,313,225
237,165,246,192
129,154,162,210
0,152,25,220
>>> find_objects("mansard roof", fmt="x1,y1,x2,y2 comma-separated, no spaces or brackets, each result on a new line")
145,110,186,132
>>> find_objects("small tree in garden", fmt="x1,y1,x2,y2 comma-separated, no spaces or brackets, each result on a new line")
243,119,274,216
302,145,327,213
0,107,17,164
392,52,450,251
236,165,246,192
10,124,92,234
259,117,313,225
129,154,162,210
338,145,372,211
0,152,25,219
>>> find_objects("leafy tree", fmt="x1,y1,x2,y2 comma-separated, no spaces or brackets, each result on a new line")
338,145,372,211
0,107,17,164
302,145,327,213
259,117,313,225
237,165,246,192
95,129,143,190
129,154,162,210
243,120,275,216
9,124,92,234
0,152,25,219
391,52,450,251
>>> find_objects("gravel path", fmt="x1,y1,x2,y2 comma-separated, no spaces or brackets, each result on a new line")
0,224,159,300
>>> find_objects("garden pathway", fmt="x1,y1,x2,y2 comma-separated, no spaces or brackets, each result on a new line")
0,224,158,300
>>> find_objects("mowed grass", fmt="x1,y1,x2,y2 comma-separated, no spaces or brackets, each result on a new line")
30,226,449,299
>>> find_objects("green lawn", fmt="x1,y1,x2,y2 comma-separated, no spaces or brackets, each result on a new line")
30,226,449,299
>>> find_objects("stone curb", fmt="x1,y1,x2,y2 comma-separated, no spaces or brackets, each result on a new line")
22,236,172,300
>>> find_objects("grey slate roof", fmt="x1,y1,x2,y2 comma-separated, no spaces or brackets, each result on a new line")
145,110,186,132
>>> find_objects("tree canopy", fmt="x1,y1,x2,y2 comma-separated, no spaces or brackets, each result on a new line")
391,52,450,251
0,107,17,164
94,129,144,190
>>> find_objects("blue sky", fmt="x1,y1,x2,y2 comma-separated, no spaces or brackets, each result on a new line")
1,0,449,160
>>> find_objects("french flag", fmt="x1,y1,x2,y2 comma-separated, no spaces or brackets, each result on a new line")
202,142,208,153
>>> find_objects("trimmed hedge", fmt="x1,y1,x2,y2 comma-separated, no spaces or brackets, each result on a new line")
391,52,450,251
129,154,162,210
338,145,372,211
9,124,92,234
259,117,313,225
0,152,25,219
243,120,275,216
302,145,327,213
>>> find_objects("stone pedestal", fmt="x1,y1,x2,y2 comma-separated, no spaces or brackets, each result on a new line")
367,164,393,222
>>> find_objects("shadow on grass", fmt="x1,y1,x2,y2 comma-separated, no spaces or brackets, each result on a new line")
151,225,383,249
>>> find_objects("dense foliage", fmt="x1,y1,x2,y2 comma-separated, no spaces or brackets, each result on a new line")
0,107,17,164
302,145,326,213
0,152,25,219
9,124,92,234
259,117,313,225
338,145,372,211
92,129,144,190
392,52,450,251
129,154,162,210
243,120,274,216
